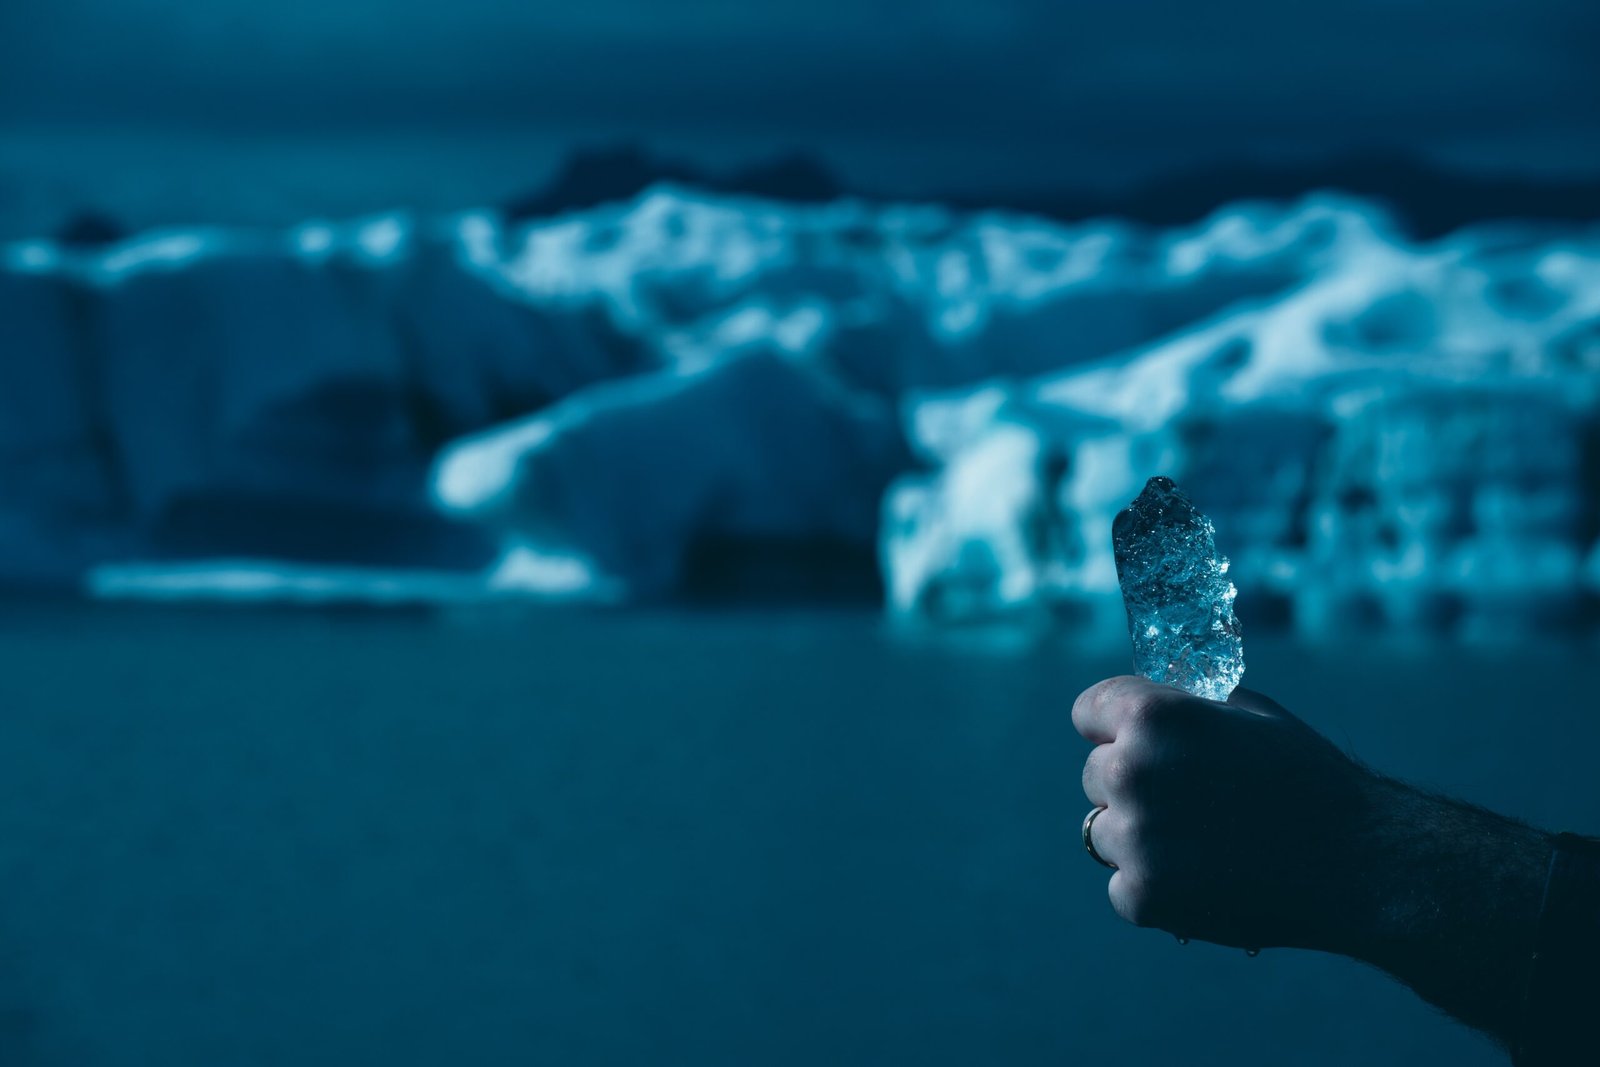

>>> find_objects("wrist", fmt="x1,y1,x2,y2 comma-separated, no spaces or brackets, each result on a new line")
1289,769,1412,959
1318,775,1552,1039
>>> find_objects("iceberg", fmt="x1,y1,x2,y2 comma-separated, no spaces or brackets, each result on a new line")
0,185,1595,631
432,352,906,599
884,216,1600,636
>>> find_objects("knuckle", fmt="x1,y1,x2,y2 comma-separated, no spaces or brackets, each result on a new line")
1126,750,1159,791
1102,752,1143,795
1082,675,1124,705
1110,870,1161,928
1080,751,1102,797
1100,751,1126,793
1093,676,1138,713
1120,703,1157,739
1128,689,1180,729
1073,678,1119,732
1070,687,1093,727
1075,681,1113,713
1104,735,1160,793
1116,807,1148,846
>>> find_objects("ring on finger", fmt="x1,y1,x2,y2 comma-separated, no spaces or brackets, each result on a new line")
1082,805,1117,870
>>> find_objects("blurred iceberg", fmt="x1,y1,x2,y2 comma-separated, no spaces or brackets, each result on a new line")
432,351,905,598
2,186,1597,633
885,218,1600,635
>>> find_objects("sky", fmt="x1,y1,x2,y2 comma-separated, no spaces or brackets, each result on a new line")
1,0,1597,235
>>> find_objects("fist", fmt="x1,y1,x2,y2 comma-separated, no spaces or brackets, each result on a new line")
1072,676,1377,951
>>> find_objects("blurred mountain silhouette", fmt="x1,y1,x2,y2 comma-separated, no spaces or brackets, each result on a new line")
1069,153,1600,237
506,144,1600,238
506,145,842,220
53,210,126,248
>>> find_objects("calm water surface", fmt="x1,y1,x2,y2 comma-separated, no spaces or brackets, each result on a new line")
0,603,1590,1065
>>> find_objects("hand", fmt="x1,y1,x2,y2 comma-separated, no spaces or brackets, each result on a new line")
1073,674,1554,1047
1072,675,1380,952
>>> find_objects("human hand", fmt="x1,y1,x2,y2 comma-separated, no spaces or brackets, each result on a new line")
1073,674,1556,1048
1072,675,1380,952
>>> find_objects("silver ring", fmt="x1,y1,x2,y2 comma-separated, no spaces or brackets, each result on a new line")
1082,806,1117,869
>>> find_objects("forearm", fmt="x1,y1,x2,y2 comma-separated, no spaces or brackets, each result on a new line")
1329,775,1552,1048
1072,677,1567,1054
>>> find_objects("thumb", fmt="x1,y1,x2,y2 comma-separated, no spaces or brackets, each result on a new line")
1226,685,1298,721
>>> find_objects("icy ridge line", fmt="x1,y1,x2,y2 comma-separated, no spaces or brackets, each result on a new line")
2,185,1598,634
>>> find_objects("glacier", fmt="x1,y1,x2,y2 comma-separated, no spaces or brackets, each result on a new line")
884,215,1600,636
2,185,1598,634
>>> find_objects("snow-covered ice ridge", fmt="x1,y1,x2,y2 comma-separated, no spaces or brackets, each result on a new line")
3,185,1598,634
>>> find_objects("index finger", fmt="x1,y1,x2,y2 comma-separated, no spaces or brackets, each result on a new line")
1070,675,1151,743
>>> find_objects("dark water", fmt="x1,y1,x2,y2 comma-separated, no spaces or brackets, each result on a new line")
0,604,1591,1065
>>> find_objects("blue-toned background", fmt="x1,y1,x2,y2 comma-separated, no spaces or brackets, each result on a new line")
1,3,1598,1064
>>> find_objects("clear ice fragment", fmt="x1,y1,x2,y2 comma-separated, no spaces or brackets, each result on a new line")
1112,476,1244,702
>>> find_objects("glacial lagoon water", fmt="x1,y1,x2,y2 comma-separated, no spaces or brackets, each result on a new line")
0,602,1592,1066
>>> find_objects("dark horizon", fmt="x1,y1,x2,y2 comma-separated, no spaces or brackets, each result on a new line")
3,1,1600,239
5,1,1599,171
16,136,1600,250
505,141,1600,239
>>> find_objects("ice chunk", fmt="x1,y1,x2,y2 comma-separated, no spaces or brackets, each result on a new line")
1113,476,1244,701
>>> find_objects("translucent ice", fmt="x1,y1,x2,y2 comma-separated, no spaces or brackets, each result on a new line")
1113,476,1244,701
